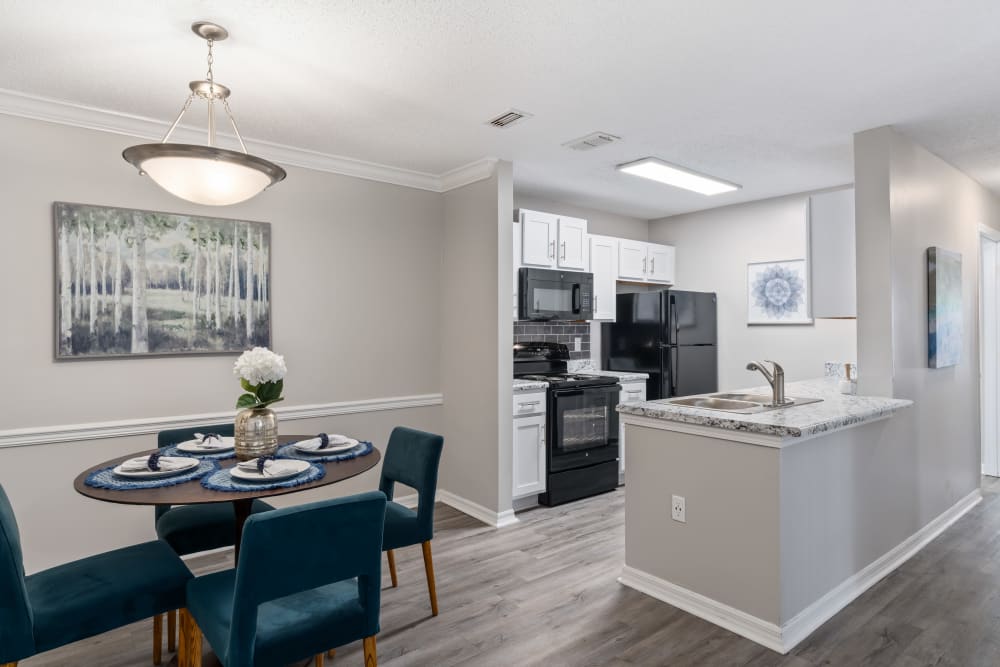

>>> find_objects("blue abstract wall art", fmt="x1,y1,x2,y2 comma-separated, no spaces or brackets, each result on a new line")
927,247,962,368
747,259,813,325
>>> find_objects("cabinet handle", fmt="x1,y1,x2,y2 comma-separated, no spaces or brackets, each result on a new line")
561,241,567,260
594,294,598,310
549,240,556,259
650,257,655,273
643,257,647,273
519,401,540,408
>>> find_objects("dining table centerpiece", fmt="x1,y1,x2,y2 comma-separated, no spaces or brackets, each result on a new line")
232,347,287,461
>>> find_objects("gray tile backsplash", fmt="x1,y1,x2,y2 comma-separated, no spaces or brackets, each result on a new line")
513,322,590,360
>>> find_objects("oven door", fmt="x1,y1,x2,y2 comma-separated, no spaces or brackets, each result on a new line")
519,268,593,321
548,385,620,472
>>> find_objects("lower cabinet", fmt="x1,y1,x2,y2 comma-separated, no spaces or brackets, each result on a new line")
512,392,547,498
618,381,647,476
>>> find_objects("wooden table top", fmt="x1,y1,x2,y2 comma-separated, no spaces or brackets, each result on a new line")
73,435,381,506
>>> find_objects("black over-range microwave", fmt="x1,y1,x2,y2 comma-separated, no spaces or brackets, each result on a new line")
518,267,594,321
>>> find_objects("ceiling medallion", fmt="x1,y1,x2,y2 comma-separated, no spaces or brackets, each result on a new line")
123,21,286,206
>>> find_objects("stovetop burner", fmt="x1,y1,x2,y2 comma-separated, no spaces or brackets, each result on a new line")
517,372,619,388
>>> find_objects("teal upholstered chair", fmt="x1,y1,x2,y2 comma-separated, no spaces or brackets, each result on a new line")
155,425,274,653
182,491,387,667
378,426,445,617
0,483,192,667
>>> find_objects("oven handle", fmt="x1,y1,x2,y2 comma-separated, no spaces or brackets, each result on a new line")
572,284,581,313
553,388,585,397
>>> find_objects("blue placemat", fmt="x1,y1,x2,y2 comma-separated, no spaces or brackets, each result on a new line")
276,440,374,463
161,445,236,461
85,459,219,491
201,463,326,492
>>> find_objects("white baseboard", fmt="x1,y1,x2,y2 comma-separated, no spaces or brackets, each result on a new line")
437,489,519,529
619,487,982,654
391,490,518,528
0,393,443,449
781,487,982,650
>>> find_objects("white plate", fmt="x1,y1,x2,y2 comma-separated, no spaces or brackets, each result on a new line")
114,456,200,479
230,459,311,482
293,437,359,455
176,437,236,453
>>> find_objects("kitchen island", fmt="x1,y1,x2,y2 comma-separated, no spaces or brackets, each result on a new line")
616,378,964,654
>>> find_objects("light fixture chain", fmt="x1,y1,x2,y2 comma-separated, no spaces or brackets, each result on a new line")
206,38,214,85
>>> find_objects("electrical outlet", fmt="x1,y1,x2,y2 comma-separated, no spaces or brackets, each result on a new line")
574,336,582,352
671,495,686,523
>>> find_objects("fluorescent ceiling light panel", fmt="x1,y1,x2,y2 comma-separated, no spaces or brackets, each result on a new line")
616,158,740,195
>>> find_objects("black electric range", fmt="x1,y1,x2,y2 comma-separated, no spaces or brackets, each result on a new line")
514,342,620,506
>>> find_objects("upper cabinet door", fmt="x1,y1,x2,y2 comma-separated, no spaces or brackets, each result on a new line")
557,216,588,269
520,209,558,267
589,235,618,320
809,189,856,318
618,240,648,280
647,243,675,284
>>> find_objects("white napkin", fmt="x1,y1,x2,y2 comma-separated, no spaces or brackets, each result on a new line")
295,433,352,452
236,458,300,476
188,432,229,449
119,456,190,473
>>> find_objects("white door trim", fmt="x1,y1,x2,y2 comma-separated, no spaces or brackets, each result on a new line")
979,227,1000,477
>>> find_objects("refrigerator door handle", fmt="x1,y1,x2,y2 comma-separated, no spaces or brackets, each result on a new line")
670,347,679,396
668,294,679,346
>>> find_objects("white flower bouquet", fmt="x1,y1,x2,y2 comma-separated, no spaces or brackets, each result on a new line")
233,347,287,410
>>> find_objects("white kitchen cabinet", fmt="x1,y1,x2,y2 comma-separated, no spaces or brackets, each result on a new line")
520,209,558,267
517,209,588,270
512,391,547,498
617,240,675,284
809,188,856,319
618,380,647,476
618,240,648,280
647,243,676,284
557,215,588,270
589,235,618,320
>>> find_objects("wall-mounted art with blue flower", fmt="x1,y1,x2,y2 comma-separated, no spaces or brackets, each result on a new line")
927,247,962,368
747,259,813,325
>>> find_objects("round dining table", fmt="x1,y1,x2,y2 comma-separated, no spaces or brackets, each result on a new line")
73,434,381,562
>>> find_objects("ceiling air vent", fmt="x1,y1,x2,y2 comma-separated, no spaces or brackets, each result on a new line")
563,132,621,151
487,109,532,128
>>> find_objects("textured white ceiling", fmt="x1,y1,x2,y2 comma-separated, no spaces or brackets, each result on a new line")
3,0,1000,218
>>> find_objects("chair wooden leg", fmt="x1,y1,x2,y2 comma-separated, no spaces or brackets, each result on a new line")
386,549,398,587
167,609,177,652
314,654,324,667
421,540,439,616
153,613,163,665
2,662,19,667
179,608,202,667
363,635,377,667
327,648,336,659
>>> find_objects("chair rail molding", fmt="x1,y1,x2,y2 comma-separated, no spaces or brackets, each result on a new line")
0,393,443,449
0,87,495,193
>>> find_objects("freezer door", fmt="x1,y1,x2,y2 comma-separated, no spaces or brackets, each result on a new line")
666,291,717,346
603,293,661,375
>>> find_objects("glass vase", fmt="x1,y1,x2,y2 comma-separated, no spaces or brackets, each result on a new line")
234,406,279,461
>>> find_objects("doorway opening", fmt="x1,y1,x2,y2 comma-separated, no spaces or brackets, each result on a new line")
979,227,1000,477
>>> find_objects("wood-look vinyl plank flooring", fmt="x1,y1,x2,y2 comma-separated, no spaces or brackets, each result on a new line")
20,477,1000,666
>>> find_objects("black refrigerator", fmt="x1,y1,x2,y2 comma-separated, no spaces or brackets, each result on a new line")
601,290,718,400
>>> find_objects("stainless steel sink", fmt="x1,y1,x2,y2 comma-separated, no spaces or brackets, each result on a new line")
667,397,764,412
660,393,823,413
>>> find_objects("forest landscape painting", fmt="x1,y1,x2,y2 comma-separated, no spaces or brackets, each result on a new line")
54,202,271,359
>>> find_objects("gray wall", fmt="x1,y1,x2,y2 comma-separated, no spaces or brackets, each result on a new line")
440,162,514,515
649,194,858,389
0,114,447,570
855,126,1000,527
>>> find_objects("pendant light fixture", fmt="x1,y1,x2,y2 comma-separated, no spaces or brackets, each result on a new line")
123,22,286,206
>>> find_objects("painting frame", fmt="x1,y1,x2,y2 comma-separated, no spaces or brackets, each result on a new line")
52,201,273,361
747,258,813,326
927,246,962,369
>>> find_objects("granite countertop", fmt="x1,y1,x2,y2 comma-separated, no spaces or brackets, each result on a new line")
514,378,548,393
618,377,912,439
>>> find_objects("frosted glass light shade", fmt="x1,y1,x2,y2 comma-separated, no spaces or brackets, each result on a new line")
123,144,286,206
617,157,740,196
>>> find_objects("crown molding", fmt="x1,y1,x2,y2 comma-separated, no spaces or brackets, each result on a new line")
0,87,494,193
